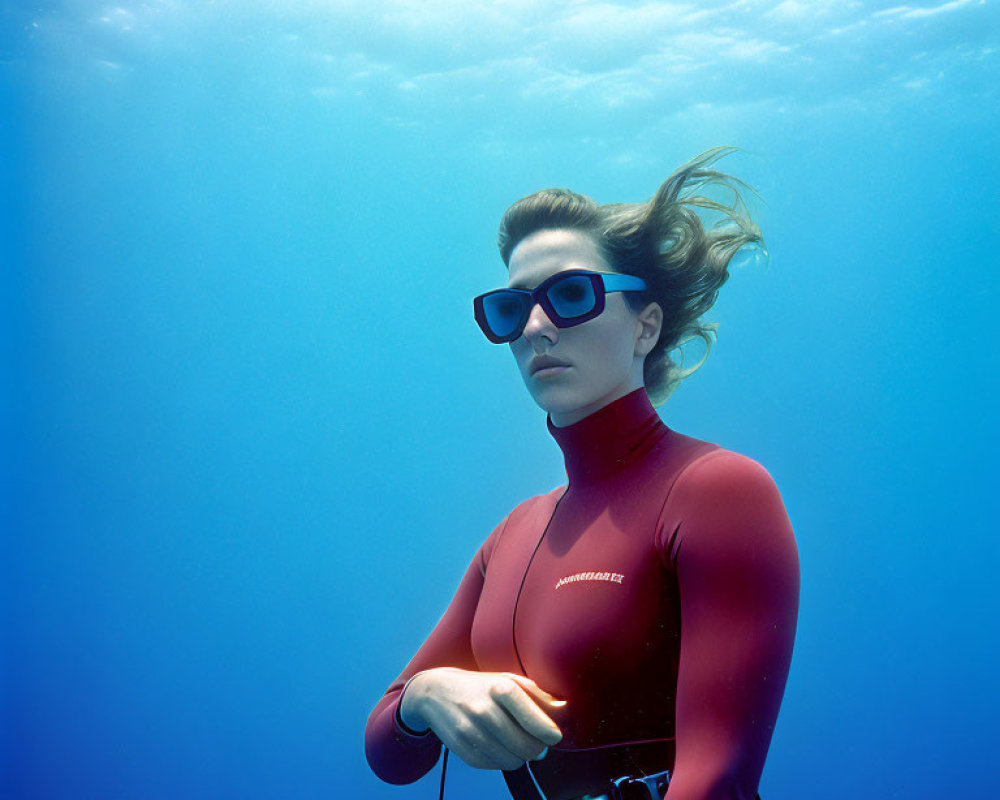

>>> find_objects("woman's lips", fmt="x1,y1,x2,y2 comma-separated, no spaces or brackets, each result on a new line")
533,365,570,378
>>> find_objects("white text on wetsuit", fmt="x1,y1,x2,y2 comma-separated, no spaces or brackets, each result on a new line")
554,571,625,590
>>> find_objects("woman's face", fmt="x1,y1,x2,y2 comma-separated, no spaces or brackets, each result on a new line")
506,228,660,427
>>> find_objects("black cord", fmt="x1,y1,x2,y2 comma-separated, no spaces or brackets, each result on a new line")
438,747,449,800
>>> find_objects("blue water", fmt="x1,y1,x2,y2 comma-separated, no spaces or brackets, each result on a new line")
2,2,998,798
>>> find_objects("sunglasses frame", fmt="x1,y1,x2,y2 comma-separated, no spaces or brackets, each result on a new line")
473,269,647,344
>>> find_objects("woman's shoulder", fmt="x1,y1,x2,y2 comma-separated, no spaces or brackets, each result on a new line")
656,437,796,563
685,445,776,485
661,428,779,495
504,484,566,531
672,444,785,517
479,484,566,568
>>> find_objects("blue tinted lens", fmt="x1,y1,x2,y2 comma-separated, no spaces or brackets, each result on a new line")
483,292,527,338
547,275,596,319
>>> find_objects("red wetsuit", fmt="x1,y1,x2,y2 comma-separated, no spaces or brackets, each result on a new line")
365,388,799,800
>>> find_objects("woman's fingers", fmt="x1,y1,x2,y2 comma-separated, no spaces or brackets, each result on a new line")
444,720,533,771
490,678,564,746
501,672,568,709
439,687,556,768
479,703,552,762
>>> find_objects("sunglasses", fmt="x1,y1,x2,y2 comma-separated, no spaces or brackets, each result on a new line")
473,269,647,344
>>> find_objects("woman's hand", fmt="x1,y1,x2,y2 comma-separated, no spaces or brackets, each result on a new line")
399,667,565,771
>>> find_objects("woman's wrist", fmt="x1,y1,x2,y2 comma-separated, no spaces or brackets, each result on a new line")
398,672,432,734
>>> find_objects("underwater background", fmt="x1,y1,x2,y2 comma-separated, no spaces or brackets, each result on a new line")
3,1,998,798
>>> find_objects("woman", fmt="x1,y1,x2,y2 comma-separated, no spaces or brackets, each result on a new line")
364,147,799,800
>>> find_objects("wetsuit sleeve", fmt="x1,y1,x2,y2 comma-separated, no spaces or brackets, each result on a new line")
364,515,509,785
658,452,799,800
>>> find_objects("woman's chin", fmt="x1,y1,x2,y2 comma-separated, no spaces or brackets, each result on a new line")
529,387,594,422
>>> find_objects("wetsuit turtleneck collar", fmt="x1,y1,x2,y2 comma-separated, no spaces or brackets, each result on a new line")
546,387,668,486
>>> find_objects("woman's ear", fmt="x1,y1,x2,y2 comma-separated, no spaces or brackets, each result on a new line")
634,302,663,357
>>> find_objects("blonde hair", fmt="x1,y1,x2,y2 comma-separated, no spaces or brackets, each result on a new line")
497,146,764,406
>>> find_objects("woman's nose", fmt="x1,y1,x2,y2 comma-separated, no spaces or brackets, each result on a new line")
522,301,558,344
